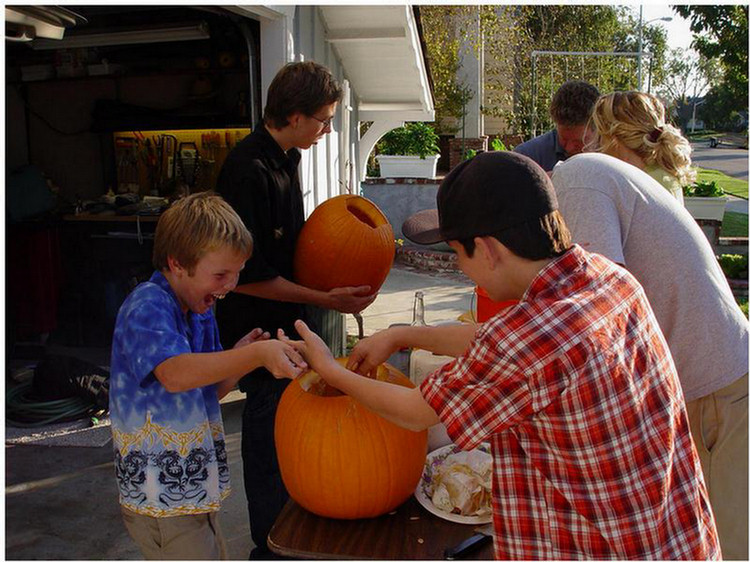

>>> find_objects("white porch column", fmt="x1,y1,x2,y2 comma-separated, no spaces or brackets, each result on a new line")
339,80,353,195
457,8,484,139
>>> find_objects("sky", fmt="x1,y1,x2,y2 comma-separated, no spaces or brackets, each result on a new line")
626,3,696,52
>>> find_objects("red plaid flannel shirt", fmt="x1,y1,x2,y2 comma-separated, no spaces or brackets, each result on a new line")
421,245,719,560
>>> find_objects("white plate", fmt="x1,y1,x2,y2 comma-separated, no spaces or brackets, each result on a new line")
414,442,492,525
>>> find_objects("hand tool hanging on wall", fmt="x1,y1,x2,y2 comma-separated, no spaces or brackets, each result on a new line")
176,141,201,195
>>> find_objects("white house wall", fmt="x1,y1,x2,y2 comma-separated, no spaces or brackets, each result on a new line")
237,4,431,211
296,6,362,216
256,5,361,218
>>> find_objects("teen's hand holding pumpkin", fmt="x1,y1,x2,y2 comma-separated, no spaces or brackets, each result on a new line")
233,276,376,315
324,285,377,314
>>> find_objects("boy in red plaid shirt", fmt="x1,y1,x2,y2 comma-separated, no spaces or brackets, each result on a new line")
287,152,720,560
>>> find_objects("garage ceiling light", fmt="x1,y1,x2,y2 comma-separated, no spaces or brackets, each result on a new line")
30,22,210,50
6,5,85,41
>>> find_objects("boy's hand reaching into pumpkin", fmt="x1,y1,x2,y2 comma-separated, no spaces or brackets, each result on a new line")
346,328,401,376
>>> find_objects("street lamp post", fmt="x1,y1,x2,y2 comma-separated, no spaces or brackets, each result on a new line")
637,7,672,91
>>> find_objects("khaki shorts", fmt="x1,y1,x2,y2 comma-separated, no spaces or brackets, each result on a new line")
120,506,228,560
687,373,748,561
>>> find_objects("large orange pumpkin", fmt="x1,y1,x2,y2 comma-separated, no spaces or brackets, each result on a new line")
294,195,394,295
274,358,428,519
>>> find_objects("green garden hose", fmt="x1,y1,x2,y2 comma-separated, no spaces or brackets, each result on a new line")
6,379,104,428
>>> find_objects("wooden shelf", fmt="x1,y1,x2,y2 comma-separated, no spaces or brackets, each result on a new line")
8,66,248,86
63,212,161,223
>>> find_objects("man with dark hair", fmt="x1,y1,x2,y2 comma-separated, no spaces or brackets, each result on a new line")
514,80,600,171
216,61,375,559
286,151,720,560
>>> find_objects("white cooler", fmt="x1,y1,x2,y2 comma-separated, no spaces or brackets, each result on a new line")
410,349,455,452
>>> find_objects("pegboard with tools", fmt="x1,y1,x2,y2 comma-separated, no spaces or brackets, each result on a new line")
112,127,250,197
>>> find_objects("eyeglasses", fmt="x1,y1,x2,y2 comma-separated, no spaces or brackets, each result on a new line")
310,114,334,129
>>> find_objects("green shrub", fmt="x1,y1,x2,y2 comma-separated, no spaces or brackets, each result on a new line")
377,122,440,159
683,179,725,197
490,138,507,151
737,298,748,318
695,168,747,199
718,254,749,279
463,148,477,161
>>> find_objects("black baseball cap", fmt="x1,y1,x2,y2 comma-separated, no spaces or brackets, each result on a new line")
402,151,558,245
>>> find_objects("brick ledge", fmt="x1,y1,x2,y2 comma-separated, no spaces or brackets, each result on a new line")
363,177,443,185
396,246,459,273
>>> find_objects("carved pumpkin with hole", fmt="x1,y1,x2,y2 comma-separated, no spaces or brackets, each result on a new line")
274,358,428,519
293,195,394,295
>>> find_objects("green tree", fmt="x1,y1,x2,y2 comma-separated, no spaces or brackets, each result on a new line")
486,5,666,136
656,49,716,129
673,5,748,114
421,6,670,139
419,5,475,134
702,83,747,131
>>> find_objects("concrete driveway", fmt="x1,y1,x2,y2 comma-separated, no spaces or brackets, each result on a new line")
5,397,252,560
5,264,475,561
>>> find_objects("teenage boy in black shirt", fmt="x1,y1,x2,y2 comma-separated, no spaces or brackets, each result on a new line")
216,61,375,559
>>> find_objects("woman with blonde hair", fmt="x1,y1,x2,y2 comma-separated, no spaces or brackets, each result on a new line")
590,91,695,204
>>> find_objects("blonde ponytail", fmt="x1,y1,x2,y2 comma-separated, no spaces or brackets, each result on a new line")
592,92,696,186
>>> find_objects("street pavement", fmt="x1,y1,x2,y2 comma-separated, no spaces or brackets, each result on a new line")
691,139,748,215
691,138,748,181
726,196,748,215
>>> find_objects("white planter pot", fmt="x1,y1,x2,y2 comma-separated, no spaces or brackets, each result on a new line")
684,196,728,221
376,155,440,179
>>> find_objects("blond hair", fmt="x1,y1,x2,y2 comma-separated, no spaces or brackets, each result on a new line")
592,91,696,186
153,191,252,273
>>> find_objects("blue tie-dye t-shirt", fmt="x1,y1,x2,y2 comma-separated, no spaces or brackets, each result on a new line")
109,271,230,517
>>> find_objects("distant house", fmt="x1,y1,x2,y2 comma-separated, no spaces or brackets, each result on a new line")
688,118,705,131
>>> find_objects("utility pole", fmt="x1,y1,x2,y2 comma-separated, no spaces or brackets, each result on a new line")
637,6,644,91
637,6,672,91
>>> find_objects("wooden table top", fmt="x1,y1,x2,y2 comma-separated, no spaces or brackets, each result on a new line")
268,496,493,560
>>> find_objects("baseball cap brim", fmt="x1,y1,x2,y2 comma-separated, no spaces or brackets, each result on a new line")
401,209,443,245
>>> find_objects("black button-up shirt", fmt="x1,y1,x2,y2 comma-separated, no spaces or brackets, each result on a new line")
215,125,309,387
